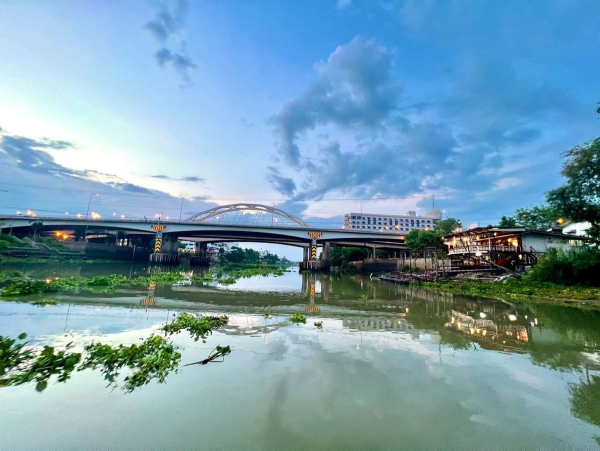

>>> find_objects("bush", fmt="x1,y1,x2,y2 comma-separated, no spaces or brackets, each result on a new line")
527,249,600,286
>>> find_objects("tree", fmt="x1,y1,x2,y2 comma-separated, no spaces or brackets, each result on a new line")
29,221,44,239
499,216,517,227
547,136,600,243
433,218,462,237
513,205,561,230
329,247,368,266
404,229,443,251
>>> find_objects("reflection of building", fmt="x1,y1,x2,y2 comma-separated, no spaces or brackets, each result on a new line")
445,310,533,347
343,210,440,232
343,317,412,332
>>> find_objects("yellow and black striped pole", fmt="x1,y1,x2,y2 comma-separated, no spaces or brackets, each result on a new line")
154,231,163,253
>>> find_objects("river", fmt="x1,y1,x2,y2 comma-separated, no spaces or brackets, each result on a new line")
1,263,599,450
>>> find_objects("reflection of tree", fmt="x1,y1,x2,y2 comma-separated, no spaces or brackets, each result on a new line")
438,328,472,350
570,373,600,427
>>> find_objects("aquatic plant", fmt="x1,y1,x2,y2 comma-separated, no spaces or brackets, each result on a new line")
289,313,306,324
314,321,323,330
414,280,600,305
162,313,229,342
263,307,273,319
79,335,181,392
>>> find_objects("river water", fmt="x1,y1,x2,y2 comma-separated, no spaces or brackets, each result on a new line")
1,263,599,450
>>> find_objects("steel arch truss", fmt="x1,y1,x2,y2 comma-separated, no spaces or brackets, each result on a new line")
185,203,308,227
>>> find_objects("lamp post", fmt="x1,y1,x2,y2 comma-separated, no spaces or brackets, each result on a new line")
84,193,99,242
85,193,99,219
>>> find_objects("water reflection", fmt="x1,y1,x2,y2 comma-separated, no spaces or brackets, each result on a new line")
1,264,600,447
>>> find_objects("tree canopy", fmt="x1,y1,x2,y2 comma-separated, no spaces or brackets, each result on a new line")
433,218,462,236
404,229,443,251
546,136,600,243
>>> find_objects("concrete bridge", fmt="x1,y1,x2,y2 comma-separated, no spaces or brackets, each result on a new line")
0,203,407,270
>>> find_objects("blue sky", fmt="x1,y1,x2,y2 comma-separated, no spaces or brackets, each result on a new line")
0,0,599,257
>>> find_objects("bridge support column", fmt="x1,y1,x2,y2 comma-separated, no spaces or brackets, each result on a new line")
190,242,209,266
320,242,331,272
149,232,181,265
300,240,329,272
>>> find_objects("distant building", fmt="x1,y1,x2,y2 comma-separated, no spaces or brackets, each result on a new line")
343,210,440,233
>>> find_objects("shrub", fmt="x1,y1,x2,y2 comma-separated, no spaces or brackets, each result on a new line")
527,249,600,286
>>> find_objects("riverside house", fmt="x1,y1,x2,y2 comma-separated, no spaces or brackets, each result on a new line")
443,226,587,271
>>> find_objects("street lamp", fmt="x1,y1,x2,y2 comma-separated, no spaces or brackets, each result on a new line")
86,193,99,219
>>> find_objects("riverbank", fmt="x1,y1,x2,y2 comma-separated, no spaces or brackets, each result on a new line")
411,280,600,309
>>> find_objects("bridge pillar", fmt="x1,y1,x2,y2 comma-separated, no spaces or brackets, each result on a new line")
188,242,209,266
149,232,181,265
320,241,331,272
194,242,207,257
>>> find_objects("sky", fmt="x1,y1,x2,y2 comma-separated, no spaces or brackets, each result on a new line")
0,0,599,258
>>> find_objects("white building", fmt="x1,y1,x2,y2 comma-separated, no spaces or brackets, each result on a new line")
560,221,591,237
343,210,441,233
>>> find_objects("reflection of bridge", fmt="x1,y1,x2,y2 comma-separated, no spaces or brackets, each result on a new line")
1,203,406,271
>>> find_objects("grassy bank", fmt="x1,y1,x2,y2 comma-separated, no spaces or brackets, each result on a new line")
412,280,600,308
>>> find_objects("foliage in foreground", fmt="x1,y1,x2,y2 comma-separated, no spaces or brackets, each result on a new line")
0,313,230,392
0,334,81,392
79,335,181,392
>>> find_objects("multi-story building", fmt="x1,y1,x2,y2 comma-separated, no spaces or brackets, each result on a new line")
343,210,441,233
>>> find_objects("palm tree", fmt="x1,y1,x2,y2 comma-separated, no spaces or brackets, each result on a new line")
29,220,44,239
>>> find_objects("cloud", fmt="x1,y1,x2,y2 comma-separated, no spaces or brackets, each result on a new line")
150,174,203,182
154,48,197,82
0,128,159,197
143,0,187,42
266,167,296,197
0,133,82,177
144,1,196,85
0,128,221,220
269,36,402,167
266,29,593,217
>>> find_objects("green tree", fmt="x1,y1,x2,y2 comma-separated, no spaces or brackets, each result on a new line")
499,216,517,227
404,229,443,251
329,247,368,267
29,221,44,239
433,218,462,236
513,205,561,230
546,136,600,243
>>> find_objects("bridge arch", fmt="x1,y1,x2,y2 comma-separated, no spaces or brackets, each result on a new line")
185,203,308,227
